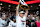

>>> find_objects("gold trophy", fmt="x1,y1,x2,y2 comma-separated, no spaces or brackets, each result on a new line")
19,0,29,10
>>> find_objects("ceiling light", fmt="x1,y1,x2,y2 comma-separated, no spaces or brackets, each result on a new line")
31,5,33,7
8,5,11,7
38,4,40,6
0,3,3,5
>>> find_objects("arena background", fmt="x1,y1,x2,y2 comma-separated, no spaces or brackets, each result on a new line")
0,0,40,16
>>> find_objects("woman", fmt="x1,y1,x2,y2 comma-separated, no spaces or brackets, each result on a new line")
8,16,16,27
36,16,40,27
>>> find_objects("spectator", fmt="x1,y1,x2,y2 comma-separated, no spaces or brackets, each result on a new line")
8,16,16,27
0,13,7,27
30,13,35,27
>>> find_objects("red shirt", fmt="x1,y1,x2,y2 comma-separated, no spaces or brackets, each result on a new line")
36,21,40,27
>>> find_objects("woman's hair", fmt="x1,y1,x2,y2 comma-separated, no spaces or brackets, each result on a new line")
10,16,13,21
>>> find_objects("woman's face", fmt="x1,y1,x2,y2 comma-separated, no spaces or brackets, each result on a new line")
2,15,6,20
30,14,33,17
20,13,24,17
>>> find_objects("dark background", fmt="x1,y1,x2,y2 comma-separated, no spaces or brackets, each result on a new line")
0,0,40,15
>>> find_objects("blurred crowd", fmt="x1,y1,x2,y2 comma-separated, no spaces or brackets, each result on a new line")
0,12,16,27
0,10,39,27
26,11,39,27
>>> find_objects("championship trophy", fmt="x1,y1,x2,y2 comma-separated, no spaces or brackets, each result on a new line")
19,0,29,10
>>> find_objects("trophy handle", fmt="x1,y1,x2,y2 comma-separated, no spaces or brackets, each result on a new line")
19,0,28,6
19,0,29,10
